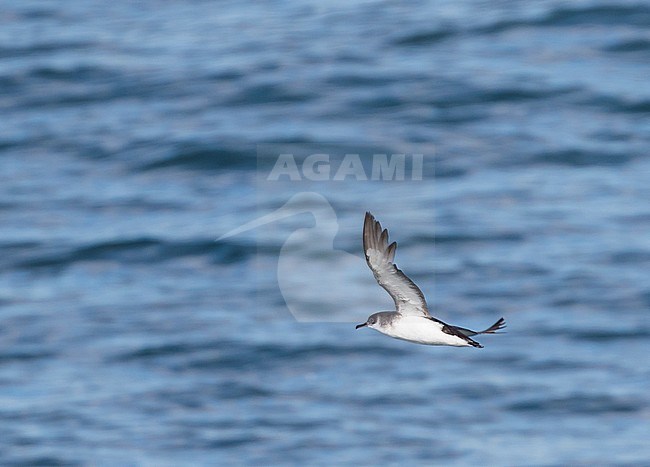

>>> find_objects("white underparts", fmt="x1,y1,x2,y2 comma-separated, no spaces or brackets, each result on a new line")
371,315,472,347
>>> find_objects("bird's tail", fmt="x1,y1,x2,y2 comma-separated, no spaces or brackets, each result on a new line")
478,317,506,334
453,317,506,337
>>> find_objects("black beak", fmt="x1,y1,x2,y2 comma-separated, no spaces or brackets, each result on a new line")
355,323,367,329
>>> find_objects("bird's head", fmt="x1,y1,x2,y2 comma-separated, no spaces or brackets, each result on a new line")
355,313,381,330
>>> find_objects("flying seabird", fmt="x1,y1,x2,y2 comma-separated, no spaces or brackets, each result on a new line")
356,212,505,348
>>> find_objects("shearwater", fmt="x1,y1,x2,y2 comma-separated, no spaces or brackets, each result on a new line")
356,212,505,348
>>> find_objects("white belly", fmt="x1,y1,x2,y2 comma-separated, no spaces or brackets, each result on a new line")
377,315,471,347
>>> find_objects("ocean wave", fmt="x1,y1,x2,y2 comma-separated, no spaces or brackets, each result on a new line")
601,38,650,53
529,149,634,167
0,350,56,363
1,455,81,467
583,93,650,114
572,329,650,341
113,340,408,371
137,144,255,172
391,28,456,46
478,4,650,34
413,232,525,244
28,64,119,83
392,5,650,46
324,72,405,88
222,83,316,106
608,250,650,264
432,85,580,109
0,41,94,59
10,237,252,270
507,394,640,414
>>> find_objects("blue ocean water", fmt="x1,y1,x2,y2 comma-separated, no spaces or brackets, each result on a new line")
1,0,650,465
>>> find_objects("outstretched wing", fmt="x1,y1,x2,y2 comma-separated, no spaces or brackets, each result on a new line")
363,212,429,317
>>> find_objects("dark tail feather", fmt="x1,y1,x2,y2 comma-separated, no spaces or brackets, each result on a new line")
478,317,506,334
453,317,506,337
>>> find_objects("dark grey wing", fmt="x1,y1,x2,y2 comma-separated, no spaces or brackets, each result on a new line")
424,316,484,348
363,212,429,317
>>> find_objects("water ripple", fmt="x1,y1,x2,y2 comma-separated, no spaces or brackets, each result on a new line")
507,394,641,414
9,238,249,270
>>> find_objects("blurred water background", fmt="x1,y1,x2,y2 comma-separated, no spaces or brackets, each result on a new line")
1,0,650,465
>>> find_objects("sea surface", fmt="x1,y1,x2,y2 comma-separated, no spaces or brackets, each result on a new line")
1,1,650,465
